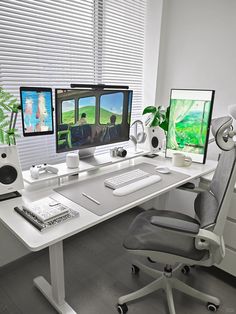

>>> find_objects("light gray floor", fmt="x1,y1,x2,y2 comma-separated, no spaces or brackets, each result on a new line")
0,207,236,314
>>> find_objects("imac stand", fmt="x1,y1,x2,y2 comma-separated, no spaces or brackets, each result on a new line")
78,148,112,167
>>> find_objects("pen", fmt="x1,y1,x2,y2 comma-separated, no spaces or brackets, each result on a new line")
82,192,101,205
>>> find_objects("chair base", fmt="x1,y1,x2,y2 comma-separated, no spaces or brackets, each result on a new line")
118,262,220,314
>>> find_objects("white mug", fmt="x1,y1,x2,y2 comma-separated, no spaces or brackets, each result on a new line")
172,153,192,167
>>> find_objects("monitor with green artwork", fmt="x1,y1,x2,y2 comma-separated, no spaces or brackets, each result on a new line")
166,89,215,163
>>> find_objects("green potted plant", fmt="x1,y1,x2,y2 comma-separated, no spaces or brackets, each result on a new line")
142,105,170,132
0,87,20,145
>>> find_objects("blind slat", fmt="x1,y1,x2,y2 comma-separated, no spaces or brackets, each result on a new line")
0,0,146,170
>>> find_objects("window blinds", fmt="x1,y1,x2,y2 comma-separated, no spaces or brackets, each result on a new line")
0,0,146,169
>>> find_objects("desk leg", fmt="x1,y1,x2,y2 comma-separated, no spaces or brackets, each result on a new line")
153,192,170,210
34,241,77,314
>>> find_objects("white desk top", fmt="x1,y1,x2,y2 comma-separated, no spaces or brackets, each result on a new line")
0,156,217,252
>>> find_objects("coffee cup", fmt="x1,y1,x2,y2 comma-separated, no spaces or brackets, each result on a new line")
172,153,192,167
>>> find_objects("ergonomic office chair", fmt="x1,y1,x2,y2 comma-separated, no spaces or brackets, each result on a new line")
117,116,236,314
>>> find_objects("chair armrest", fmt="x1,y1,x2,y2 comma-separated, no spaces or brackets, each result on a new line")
178,182,196,189
177,182,207,194
195,229,221,249
150,216,200,235
195,229,225,264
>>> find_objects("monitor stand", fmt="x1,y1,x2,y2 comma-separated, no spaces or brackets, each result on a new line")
79,148,112,167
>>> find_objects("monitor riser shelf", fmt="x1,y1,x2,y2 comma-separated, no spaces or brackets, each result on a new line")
22,149,151,186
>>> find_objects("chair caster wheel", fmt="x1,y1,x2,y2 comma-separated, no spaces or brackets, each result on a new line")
207,302,219,312
117,303,128,314
131,264,140,275
181,265,190,275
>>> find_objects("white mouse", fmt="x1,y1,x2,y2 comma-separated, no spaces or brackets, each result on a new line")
155,166,171,174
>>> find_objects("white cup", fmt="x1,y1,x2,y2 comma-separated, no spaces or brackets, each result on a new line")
66,152,79,168
172,153,192,167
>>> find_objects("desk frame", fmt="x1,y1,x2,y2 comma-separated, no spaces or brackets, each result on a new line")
34,241,75,313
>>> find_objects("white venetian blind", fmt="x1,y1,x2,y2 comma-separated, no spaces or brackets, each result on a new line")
94,0,146,154
0,0,146,169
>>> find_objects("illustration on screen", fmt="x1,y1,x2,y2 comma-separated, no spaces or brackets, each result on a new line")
55,89,132,153
166,89,214,163
20,88,53,136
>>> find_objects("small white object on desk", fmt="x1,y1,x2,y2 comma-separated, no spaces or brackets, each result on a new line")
66,152,80,168
82,192,100,205
155,166,171,174
30,164,58,179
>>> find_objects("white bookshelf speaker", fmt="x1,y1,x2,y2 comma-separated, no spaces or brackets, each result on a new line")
143,127,164,154
0,146,24,199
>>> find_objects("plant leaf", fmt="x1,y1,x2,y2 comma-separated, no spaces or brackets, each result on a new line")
142,106,157,115
150,115,160,127
0,129,5,144
159,106,170,132
0,87,20,140
0,120,10,129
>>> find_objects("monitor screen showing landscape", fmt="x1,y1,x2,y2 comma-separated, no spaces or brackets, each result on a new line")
166,89,215,163
20,87,54,136
55,88,133,153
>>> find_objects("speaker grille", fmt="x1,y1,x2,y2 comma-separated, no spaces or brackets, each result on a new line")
151,136,159,148
0,165,18,185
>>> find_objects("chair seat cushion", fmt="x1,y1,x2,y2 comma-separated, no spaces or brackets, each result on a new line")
123,209,208,261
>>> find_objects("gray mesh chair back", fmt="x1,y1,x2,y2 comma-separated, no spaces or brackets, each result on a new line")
194,147,236,234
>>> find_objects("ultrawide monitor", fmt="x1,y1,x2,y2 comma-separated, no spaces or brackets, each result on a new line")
20,87,54,136
55,88,133,153
166,89,215,163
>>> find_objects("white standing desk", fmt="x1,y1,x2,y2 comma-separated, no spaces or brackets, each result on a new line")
0,156,217,314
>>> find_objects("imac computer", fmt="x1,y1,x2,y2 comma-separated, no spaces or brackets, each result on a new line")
166,89,215,163
55,88,133,160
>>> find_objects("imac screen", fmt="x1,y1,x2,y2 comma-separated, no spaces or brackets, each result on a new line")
166,89,215,163
20,87,54,136
55,88,133,153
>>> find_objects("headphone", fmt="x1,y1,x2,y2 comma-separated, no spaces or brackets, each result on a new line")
129,120,146,144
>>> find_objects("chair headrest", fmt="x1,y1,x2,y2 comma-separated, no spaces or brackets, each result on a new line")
211,116,235,151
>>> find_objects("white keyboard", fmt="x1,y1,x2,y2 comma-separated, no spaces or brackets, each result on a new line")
113,175,162,196
104,169,150,190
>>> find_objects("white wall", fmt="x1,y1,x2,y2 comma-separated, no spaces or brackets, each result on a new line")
143,0,163,106
156,0,236,159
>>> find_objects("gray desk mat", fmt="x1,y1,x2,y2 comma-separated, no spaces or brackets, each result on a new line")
54,163,189,216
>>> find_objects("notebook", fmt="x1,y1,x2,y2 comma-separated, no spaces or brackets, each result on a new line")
22,197,69,223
